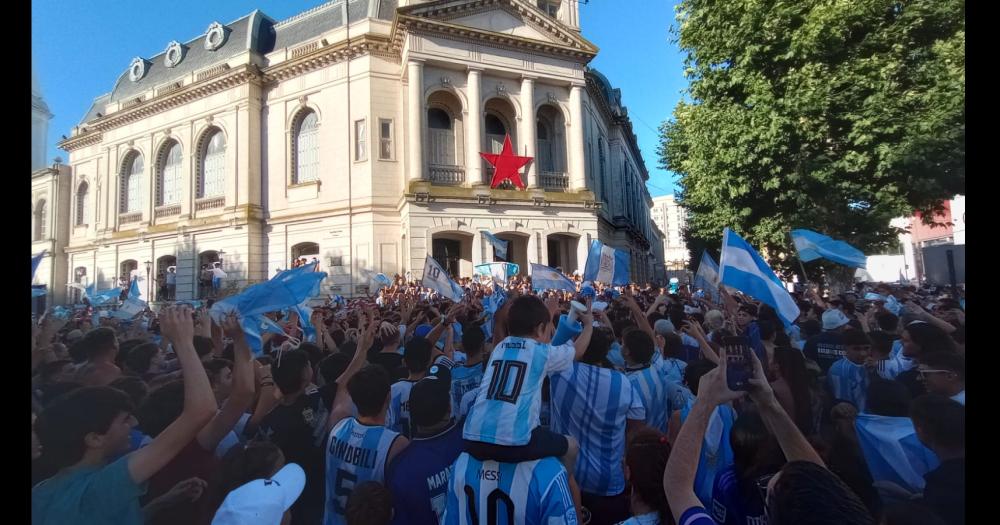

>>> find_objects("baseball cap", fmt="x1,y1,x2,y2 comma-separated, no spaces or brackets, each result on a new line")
211,463,306,525
654,319,676,337
409,365,453,429
822,309,850,331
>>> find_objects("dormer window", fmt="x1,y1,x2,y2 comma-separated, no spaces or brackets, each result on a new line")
164,41,185,68
128,57,148,82
537,0,560,17
205,22,228,51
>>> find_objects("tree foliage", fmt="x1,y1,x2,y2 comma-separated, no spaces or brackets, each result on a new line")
660,0,964,277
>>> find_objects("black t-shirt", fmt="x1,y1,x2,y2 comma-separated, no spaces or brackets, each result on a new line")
922,458,964,525
370,352,407,382
803,331,846,373
254,387,328,524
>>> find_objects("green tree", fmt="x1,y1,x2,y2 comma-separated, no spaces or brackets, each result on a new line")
660,0,964,281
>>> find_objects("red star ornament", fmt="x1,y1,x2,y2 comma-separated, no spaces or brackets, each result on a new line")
480,134,533,190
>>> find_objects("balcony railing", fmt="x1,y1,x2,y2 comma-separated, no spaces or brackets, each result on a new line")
429,164,465,185
541,171,569,191
195,196,225,211
154,204,181,218
119,211,142,224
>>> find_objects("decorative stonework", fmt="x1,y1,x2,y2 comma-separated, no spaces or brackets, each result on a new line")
205,22,227,51
128,57,148,82
164,41,185,68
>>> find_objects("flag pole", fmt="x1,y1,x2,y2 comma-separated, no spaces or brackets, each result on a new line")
788,230,810,286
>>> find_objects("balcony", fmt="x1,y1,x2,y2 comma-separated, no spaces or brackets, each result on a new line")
541,171,569,191
154,204,181,219
119,211,142,224
195,196,225,212
429,164,465,185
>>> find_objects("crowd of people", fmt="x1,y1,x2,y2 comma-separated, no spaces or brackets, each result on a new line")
30,272,965,525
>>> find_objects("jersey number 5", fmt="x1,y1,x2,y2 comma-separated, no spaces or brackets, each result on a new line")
485,360,527,404
332,468,357,515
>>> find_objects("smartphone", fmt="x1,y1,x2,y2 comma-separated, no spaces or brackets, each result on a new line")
721,336,753,391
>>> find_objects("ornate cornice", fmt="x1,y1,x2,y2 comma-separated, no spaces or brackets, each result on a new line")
263,34,398,83
59,65,263,152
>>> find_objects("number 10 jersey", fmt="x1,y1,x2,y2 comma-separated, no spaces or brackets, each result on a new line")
323,417,401,525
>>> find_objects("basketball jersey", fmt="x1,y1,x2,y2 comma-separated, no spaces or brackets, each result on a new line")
549,362,645,496
625,363,669,433
463,337,575,446
323,418,401,525
451,362,486,413
443,453,578,525
387,380,418,438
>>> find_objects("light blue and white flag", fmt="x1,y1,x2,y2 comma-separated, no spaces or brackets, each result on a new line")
583,240,630,286
855,414,940,494
127,277,148,303
480,285,507,340
421,255,465,302
294,302,316,343
31,251,46,281
370,273,393,292
719,228,800,326
88,286,123,306
791,229,867,268
474,262,519,284
482,231,509,260
694,250,721,301
242,314,289,355
529,263,577,292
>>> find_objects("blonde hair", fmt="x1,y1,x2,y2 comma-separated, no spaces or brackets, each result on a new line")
705,310,726,331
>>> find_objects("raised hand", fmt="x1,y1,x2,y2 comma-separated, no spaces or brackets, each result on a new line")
221,313,245,343
160,306,195,345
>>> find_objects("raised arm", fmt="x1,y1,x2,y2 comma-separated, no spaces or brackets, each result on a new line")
623,292,655,341
682,320,719,364
747,351,825,466
196,313,255,451
128,307,217,484
572,303,594,361
325,309,377,435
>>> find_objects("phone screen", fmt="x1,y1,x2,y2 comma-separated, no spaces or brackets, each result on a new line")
721,336,752,391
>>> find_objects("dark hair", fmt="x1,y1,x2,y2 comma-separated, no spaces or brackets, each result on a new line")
903,323,955,357
204,358,234,387
40,381,84,406
910,394,964,450
298,342,325,368
773,347,813,435
109,376,150,408
347,365,391,417
684,359,717,396
68,340,89,363
123,343,159,375
581,329,613,365
920,352,965,381
273,349,311,395
506,296,551,337
731,409,781,501
625,430,672,522
668,307,686,332
461,324,486,356
330,329,347,347
865,378,912,417
35,386,134,470
623,328,655,364
881,502,949,525
801,319,822,339
769,461,875,525
758,320,776,341
758,304,778,323
192,335,214,358
867,331,895,358
875,312,899,333
217,440,284,504
39,359,73,382
81,328,117,360
346,481,393,525
319,353,351,385
136,380,184,438
661,332,684,360
739,304,759,318
842,329,870,347
403,337,433,374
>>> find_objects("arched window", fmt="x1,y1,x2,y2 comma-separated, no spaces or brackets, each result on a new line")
536,119,554,172
428,107,456,166
156,141,182,206
34,200,47,240
198,129,225,198
293,110,319,184
598,138,607,201
485,113,508,153
76,182,90,226
120,152,144,213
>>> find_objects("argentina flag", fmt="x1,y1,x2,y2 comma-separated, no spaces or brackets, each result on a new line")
421,255,465,302
791,229,867,268
482,231,509,260
855,414,940,495
31,250,46,281
583,240,630,286
530,263,577,292
694,250,721,301
719,228,800,326
474,262,519,284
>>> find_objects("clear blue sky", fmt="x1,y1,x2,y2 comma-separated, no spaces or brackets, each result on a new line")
32,0,686,196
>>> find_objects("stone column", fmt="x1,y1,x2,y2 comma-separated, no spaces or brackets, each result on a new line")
407,60,425,182
466,67,483,186
521,76,538,188
569,84,587,191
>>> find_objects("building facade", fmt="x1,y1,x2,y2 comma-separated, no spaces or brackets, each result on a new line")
56,0,657,301
650,194,688,272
